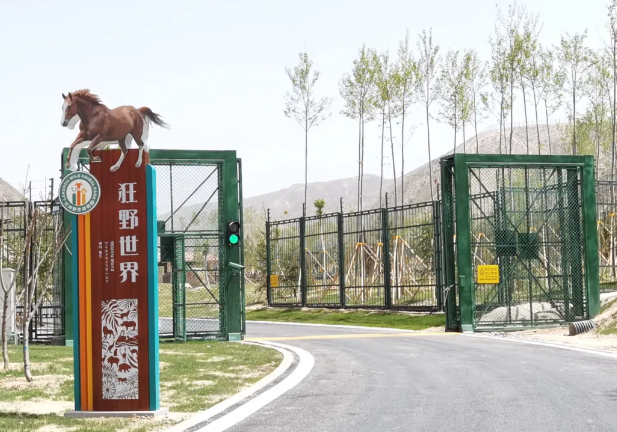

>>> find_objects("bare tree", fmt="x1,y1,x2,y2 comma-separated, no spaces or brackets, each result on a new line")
416,28,441,201
395,30,419,205
559,30,590,155
284,52,332,209
438,50,466,153
462,49,489,153
339,45,378,213
493,1,527,153
0,200,69,380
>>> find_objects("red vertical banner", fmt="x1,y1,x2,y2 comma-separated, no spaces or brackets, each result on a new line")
89,149,151,411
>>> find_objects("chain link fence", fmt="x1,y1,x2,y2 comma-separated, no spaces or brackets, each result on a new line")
153,161,225,340
467,166,587,327
267,203,442,311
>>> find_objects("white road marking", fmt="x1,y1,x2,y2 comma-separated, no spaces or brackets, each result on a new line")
164,342,293,432
194,342,314,432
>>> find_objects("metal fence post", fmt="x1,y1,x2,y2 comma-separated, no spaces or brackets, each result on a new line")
266,209,272,306
338,212,345,308
433,200,444,311
300,205,307,307
382,208,391,308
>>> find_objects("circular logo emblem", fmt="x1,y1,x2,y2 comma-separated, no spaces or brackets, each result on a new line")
58,171,101,215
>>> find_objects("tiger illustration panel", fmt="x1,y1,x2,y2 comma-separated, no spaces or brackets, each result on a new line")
101,299,139,400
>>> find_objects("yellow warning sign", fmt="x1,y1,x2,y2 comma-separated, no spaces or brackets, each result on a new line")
477,265,500,284
270,275,279,287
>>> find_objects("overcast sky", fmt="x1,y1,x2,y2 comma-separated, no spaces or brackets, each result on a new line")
0,0,608,200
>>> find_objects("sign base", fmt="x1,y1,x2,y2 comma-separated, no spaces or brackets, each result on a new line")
64,407,169,418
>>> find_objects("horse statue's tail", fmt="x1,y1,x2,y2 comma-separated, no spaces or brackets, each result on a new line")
138,107,169,129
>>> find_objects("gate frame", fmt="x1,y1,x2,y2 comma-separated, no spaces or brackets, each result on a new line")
440,153,600,332
61,148,243,345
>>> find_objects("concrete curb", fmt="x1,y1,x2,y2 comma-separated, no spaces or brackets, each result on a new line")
246,319,425,333
163,342,294,432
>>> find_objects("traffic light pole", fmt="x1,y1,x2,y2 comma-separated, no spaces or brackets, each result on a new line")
222,152,242,340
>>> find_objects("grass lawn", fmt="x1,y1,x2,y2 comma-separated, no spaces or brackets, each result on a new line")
246,307,446,331
158,283,221,320
0,340,282,432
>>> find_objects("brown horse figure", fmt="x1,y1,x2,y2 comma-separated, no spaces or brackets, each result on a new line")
61,89,168,172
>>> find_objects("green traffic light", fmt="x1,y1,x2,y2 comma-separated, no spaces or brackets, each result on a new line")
229,234,239,245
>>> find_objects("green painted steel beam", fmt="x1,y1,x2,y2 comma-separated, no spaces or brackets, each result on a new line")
582,156,600,318
222,151,242,338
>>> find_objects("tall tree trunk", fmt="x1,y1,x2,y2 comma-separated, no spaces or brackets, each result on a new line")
357,116,362,212
545,100,552,155
509,71,515,154
360,114,365,213
572,70,577,155
611,38,617,188
305,117,308,209
522,85,530,155
388,102,398,207
22,225,32,383
2,297,8,370
499,94,504,154
473,91,480,153
401,102,405,206
453,95,458,154
379,109,385,208
532,87,541,155
426,100,434,201
463,120,466,154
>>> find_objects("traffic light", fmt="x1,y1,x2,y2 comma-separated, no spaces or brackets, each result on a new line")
226,221,240,245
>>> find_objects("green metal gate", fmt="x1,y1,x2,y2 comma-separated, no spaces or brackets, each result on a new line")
441,154,600,332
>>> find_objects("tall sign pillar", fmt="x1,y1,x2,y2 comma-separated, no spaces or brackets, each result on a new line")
61,149,167,417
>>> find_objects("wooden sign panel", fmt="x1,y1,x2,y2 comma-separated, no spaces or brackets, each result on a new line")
89,150,151,411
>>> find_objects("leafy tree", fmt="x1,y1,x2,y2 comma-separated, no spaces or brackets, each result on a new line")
559,30,590,154
340,45,378,213
538,48,565,154
462,49,489,153
516,10,541,154
584,49,611,174
284,52,332,208
416,28,441,200
606,0,617,187
438,49,466,153
489,33,511,154
373,51,394,208
395,30,420,204
493,1,527,153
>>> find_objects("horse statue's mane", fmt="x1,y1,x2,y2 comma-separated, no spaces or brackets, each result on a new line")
71,89,103,106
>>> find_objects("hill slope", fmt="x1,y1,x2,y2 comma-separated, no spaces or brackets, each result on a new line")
247,124,580,219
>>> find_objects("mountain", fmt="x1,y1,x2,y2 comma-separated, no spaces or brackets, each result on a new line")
244,174,386,220
0,177,24,201
246,124,577,219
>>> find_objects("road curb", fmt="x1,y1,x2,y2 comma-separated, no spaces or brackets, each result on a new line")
191,341,314,432
163,342,295,432
461,332,617,359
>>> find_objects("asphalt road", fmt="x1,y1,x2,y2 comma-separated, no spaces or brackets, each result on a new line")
227,322,617,432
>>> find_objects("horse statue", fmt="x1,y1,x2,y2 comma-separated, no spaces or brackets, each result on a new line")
60,89,169,172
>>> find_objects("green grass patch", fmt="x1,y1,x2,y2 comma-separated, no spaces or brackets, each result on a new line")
158,341,281,412
159,283,222,319
246,308,446,330
0,340,282,431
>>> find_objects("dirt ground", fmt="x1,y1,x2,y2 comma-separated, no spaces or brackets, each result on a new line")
478,294,617,353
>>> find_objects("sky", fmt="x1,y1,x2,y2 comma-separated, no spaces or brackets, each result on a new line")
0,0,610,200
